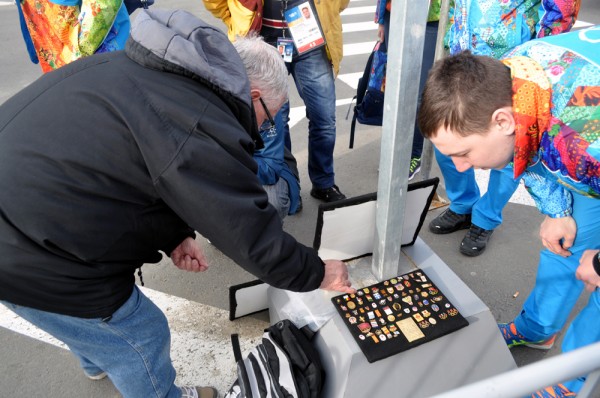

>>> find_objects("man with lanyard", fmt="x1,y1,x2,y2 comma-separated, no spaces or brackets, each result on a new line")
204,0,349,203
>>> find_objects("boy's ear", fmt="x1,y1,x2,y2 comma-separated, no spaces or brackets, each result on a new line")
492,106,516,136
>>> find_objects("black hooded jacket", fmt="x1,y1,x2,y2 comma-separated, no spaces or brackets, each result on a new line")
0,9,324,318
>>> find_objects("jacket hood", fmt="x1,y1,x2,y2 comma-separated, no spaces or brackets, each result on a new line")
128,8,251,108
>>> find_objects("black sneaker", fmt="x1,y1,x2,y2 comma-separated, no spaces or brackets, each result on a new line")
429,209,471,234
310,185,346,202
460,224,494,256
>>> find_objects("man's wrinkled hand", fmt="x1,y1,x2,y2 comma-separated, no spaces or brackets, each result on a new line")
576,250,600,292
170,237,209,272
319,260,356,294
377,24,385,43
539,216,576,257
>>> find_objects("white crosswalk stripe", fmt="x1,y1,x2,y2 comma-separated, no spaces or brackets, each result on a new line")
341,5,376,16
337,72,363,90
342,20,377,33
343,40,376,56
574,20,593,29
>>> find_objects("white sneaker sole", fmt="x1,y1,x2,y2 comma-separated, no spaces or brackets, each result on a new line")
85,371,107,380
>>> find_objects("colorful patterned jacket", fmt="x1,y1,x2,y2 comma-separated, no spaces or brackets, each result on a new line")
502,26,600,218
16,0,130,73
446,0,580,58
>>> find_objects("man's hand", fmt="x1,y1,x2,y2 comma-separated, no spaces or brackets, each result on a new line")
576,250,600,292
377,24,385,43
319,260,356,294
539,216,577,257
170,237,209,272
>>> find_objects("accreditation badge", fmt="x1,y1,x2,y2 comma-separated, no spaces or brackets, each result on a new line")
276,38,294,62
283,1,325,55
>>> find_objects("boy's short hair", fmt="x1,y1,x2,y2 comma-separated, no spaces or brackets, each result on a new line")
417,51,513,139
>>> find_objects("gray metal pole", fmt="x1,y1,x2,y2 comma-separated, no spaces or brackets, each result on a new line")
371,0,428,280
420,0,451,180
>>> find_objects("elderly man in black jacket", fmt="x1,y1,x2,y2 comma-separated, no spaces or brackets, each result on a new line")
0,9,354,398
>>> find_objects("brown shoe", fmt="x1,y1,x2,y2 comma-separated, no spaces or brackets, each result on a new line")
180,386,219,398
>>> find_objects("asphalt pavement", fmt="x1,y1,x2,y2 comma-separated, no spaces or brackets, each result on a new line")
0,0,599,397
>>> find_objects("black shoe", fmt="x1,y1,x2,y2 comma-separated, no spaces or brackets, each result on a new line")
460,224,494,256
310,185,346,202
429,209,471,234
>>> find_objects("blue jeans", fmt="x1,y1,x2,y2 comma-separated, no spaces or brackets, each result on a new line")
276,47,337,189
513,192,600,393
434,147,520,230
2,286,182,398
263,177,290,222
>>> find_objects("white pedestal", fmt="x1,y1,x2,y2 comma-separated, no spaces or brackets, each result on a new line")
268,238,516,397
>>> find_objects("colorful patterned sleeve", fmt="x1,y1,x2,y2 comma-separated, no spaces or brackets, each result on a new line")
47,0,123,56
19,0,127,72
536,0,580,38
70,0,123,56
523,170,573,218
374,0,387,25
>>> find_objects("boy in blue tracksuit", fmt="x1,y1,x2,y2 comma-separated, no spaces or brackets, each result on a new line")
430,0,580,257
419,26,600,397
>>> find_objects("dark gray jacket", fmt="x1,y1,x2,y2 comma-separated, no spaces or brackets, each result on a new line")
0,9,324,318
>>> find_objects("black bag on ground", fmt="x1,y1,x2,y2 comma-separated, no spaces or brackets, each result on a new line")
225,319,324,398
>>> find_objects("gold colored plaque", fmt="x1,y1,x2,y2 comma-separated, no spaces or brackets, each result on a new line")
396,318,425,342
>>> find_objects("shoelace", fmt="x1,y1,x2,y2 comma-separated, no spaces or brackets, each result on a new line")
440,210,465,224
409,157,421,172
467,226,491,242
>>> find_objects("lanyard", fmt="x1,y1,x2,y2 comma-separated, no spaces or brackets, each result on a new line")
280,0,288,38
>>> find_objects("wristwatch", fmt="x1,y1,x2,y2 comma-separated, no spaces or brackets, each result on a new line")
593,252,600,276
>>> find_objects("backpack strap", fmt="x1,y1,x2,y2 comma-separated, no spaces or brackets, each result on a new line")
349,109,358,149
349,43,378,149
231,333,243,363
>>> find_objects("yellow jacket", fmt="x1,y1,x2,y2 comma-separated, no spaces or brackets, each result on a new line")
203,0,349,76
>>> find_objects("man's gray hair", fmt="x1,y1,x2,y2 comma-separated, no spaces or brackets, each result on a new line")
233,35,289,109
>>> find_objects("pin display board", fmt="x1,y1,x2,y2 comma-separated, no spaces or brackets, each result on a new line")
331,269,469,363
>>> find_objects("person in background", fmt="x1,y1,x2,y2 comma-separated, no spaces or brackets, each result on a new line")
0,10,354,398
374,0,441,181
428,0,580,257
418,26,600,397
14,0,132,73
254,101,303,221
203,0,349,203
